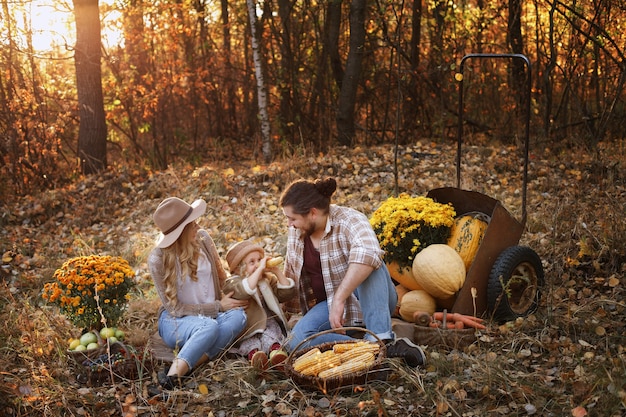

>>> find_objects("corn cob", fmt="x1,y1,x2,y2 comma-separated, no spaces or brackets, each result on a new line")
298,350,341,376
332,340,374,354
336,343,379,363
318,351,376,379
292,348,321,372
266,256,284,267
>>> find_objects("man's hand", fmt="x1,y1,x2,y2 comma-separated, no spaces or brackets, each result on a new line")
329,263,374,332
329,297,346,332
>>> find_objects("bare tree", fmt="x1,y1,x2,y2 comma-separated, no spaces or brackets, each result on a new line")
336,0,366,146
73,0,107,174
246,0,271,162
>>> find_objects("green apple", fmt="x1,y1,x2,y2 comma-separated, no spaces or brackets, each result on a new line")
114,329,125,340
86,342,100,350
69,339,81,350
100,327,117,339
108,336,118,344
79,332,98,346
74,344,87,351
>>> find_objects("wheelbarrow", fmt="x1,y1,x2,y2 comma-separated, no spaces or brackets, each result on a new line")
427,53,544,323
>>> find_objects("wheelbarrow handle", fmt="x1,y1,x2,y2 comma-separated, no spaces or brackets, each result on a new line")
456,53,531,226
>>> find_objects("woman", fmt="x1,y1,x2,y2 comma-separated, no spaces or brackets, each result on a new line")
148,197,248,389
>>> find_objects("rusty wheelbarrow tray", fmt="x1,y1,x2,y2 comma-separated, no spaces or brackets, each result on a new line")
427,53,544,323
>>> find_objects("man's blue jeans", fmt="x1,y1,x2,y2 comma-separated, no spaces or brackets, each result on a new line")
286,265,397,352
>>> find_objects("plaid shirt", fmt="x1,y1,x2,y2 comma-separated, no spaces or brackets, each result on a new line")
284,204,384,327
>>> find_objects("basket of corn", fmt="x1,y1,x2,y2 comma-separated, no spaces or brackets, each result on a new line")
284,327,389,393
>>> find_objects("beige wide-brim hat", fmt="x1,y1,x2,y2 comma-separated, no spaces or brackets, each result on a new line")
153,197,206,248
225,240,265,274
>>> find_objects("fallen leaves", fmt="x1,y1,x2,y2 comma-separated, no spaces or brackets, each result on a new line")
1,142,625,416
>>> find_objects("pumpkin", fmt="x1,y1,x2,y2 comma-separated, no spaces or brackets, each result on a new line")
386,261,423,291
447,212,489,271
393,284,410,317
412,244,466,299
399,290,436,322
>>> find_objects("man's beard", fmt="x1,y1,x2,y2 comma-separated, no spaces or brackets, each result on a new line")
300,220,316,237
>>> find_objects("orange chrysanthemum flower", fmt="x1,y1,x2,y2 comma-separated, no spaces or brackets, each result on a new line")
42,255,136,329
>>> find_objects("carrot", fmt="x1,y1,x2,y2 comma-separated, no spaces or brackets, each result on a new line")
429,321,461,329
433,312,484,323
431,312,487,330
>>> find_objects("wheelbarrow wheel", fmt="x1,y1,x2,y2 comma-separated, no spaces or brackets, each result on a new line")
487,246,543,323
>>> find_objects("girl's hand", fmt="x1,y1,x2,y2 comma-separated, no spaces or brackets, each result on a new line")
263,256,280,273
220,291,248,311
265,256,290,285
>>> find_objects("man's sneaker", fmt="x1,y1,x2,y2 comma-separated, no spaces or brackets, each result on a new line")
386,338,426,367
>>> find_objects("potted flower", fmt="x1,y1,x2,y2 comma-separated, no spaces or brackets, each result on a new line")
369,194,456,289
42,255,136,331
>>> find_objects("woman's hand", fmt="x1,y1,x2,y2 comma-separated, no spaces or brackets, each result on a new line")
220,291,248,311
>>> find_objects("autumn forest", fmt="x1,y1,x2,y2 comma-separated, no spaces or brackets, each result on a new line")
1,0,625,198
1,0,626,416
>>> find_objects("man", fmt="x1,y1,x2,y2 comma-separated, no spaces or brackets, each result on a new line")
279,177,426,367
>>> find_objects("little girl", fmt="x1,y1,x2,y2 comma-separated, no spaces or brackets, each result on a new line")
224,240,296,370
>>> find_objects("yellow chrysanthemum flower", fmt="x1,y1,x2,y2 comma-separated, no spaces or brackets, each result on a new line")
370,194,455,268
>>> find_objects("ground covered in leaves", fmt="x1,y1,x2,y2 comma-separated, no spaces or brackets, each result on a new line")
1,140,625,416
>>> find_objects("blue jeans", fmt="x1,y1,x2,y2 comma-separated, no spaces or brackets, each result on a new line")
286,265,397,352
159,308,247,370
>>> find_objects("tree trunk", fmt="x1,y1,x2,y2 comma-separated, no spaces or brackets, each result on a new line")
336,0,365,146
73,0,107,174
428,0,447,92
276,0,297,143
508,0,526,108
403,0,422,135
246,0,272,162
221,0,238,132
327,0,344,89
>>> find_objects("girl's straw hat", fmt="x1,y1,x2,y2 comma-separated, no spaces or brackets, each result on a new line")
226,240,264,273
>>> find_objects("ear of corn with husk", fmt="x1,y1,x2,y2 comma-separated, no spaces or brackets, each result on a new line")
266,256,284,267
292,341,379,379
318,351,376,379
292,348,322,372
299,350,341,376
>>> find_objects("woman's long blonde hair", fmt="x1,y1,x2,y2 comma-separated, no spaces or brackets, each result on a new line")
161,223,200,308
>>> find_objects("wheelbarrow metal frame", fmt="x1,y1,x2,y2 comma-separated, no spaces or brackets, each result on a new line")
426,53,535,318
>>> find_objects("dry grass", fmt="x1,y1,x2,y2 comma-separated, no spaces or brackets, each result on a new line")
1,140,625,416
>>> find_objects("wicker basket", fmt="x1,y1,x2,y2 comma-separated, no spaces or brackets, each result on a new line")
392,318,477,349
284,327,390,393
68,332,154,386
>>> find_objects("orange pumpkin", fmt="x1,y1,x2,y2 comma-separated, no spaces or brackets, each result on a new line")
386,261,423,291
393,284,410,317
447,212,489,271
